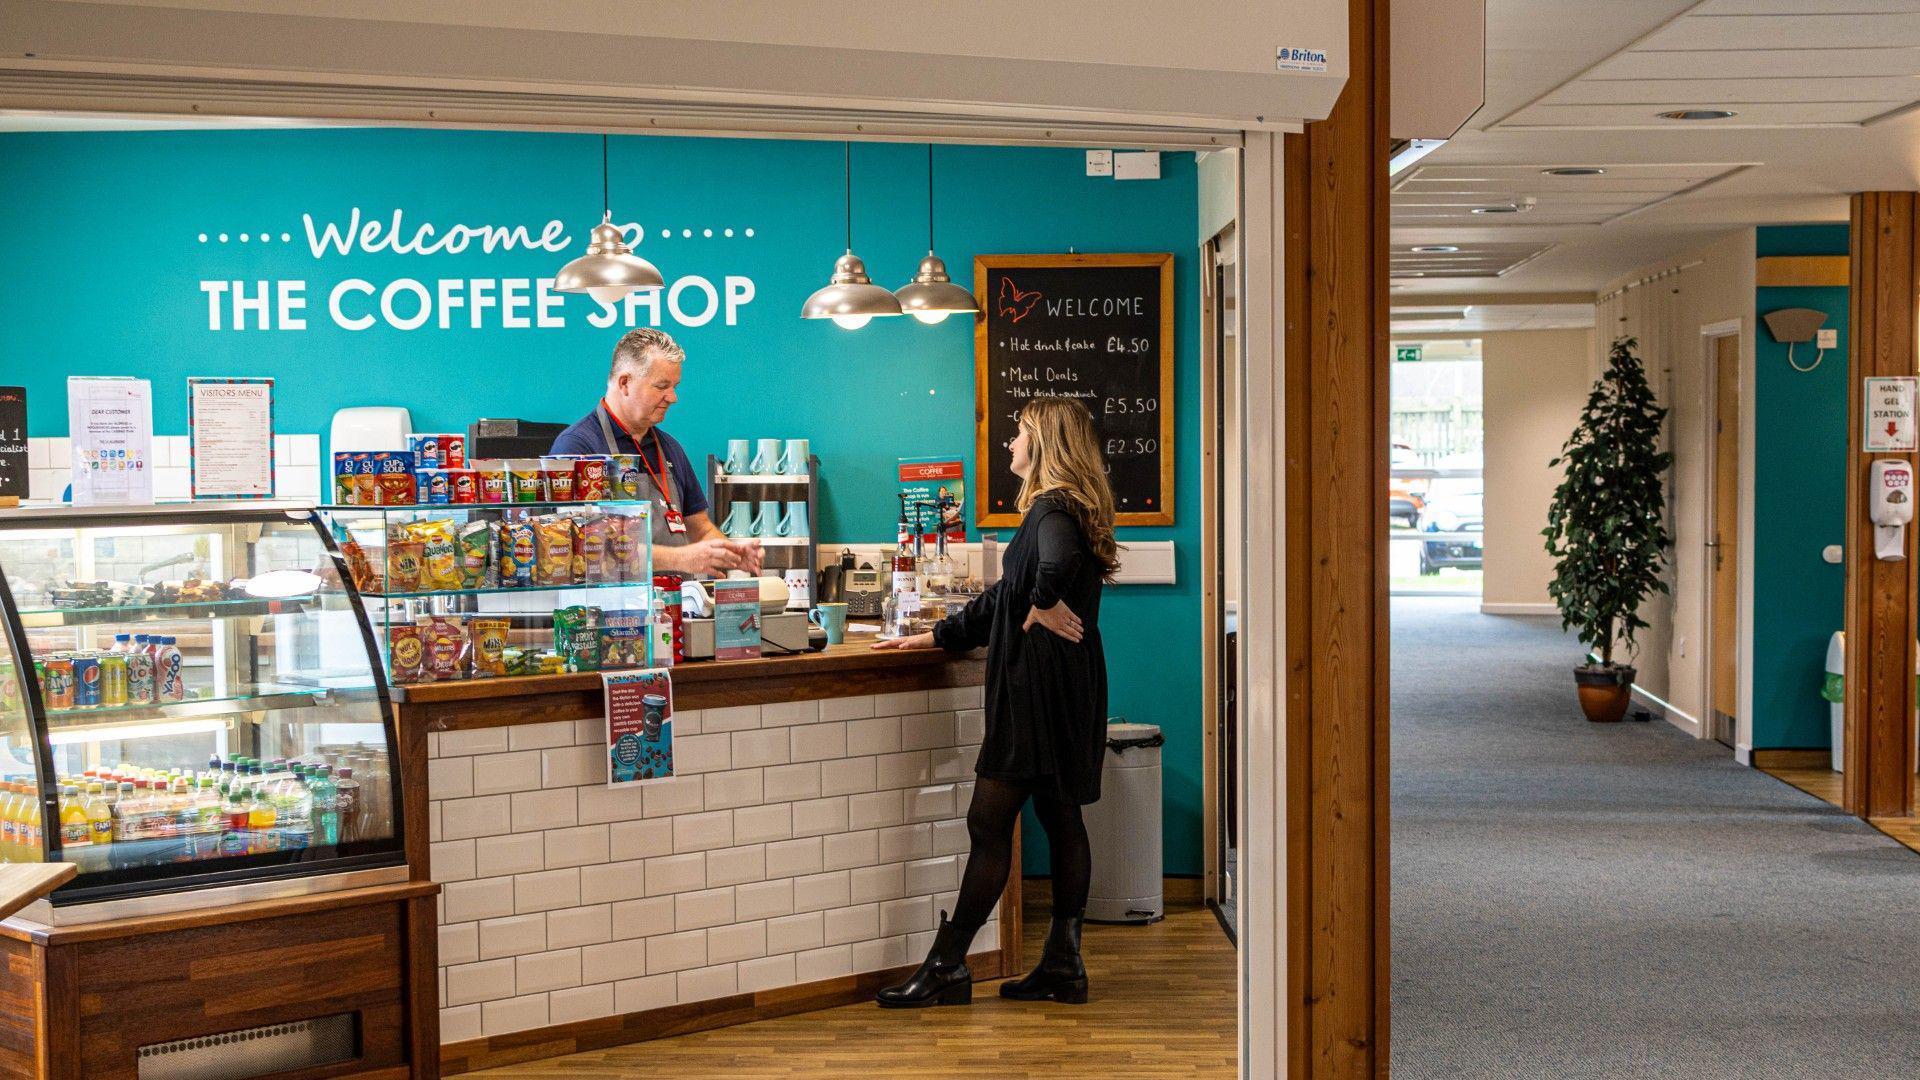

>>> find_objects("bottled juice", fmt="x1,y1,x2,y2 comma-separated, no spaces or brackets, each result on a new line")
221,787,250,856
85,784,112,847
20,794,41,863
58,786,90,849
246,782,277,846
333,768,360,845
0,782,20,862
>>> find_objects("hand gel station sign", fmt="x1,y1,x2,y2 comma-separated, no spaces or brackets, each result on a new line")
1865,376,1917,452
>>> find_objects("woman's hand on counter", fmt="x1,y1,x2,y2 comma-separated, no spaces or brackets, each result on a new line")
1023,601,1084,643
872,632,936,651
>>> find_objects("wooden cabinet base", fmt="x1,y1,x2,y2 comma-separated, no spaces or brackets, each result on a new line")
0,881,440,1080
439,946,1013,1075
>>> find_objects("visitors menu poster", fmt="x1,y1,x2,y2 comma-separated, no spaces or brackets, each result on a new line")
188,376,276,498
605,669,675,786
67,376,153,506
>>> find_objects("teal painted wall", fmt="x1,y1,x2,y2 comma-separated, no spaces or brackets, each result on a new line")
1753,224,1849,749
0,128,1205,873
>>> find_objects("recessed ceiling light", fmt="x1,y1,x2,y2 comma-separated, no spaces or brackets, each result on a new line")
1471,205,1524,214
1409,244,1461,253
1658,110,1735,121
1398,271,1426,277
1543,167,1605,176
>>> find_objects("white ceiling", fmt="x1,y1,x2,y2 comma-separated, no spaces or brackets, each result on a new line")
1391,302,1594,333
1393,0,1920,303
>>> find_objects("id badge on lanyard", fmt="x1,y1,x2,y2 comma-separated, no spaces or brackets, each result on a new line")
664,507,687,535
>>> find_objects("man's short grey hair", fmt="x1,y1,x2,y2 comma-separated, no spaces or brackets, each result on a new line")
609,328,686,381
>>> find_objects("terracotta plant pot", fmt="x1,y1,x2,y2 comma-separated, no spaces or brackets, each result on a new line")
1574,664,1635,723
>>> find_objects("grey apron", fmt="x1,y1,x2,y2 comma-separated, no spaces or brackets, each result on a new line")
596,404,689,551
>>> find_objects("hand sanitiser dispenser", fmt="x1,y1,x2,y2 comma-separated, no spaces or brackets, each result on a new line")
1870,459,1914,560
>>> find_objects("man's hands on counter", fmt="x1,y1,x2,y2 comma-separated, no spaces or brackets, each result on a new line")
659,538,763,577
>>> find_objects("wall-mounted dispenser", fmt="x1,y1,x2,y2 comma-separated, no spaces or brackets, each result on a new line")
1870,458,1913,560
1763,307,1832,372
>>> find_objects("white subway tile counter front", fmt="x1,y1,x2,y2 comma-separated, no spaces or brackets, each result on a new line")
399,638,999,1071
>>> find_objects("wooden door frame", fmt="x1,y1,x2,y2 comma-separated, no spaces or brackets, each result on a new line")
1699,318,1750,752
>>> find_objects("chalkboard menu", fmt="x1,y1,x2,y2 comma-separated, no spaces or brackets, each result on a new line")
0,386,23,502
974,253,1174,527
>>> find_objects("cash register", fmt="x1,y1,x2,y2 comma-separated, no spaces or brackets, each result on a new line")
680,576,823,658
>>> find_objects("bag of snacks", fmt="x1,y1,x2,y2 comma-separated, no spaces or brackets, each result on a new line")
389,624,425,684
576,514,610,583
339,538,378,594
535,515,578,587
498,519,537,587
386,540,425,593
600,611,646,668
409,518,461,590
423,615,469,681
469,617,510,678
553,605,603,672
457,520,494,588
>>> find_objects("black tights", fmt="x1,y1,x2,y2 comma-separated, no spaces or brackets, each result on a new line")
948,777,1090,938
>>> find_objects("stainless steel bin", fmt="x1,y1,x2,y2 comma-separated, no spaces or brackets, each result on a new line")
1083,721,1164,922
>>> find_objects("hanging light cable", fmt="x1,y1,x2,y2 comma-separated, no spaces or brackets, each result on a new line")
894,144,979,324
555,133,664,304
802,141,902,330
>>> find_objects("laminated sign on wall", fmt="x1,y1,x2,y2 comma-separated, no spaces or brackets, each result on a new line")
1865,376,1917,452
605,669,674,785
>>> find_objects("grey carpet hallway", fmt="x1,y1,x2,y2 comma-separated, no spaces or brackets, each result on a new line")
1392,596,1920,1079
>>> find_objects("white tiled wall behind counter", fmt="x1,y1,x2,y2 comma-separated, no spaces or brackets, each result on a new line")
24,434,322,502
429,686,995,1043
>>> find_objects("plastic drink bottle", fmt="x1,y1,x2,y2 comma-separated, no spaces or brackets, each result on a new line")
333,767,360,844
310,766,339,846
58,786,90,848
155,638,185,702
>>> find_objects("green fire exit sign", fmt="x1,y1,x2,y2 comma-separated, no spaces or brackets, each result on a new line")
1395,345,1423,363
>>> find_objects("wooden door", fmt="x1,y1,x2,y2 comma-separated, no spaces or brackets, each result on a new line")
1711,334,1741,739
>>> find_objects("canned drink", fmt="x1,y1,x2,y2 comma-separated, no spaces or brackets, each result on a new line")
407,433,444,470
41,656,73,710
125,651,155,705
99,654,128,708
573,456,611,501
449,469,478,504
71,653,100,708
443,434,467,470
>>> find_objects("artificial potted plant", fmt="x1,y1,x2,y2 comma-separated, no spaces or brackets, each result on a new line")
1543,335,1673,722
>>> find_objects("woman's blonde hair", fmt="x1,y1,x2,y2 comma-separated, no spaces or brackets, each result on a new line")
1016,397,1121,579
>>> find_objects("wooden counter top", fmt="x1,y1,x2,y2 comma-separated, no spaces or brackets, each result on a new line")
392,635,983,730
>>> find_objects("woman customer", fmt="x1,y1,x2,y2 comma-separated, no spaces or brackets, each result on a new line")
871,396,1119,1008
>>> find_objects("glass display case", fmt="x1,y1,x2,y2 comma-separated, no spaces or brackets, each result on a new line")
320,501,656,685
0,503,406,906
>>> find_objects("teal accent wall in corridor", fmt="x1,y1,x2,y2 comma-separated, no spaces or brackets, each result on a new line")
1752,224,1849,749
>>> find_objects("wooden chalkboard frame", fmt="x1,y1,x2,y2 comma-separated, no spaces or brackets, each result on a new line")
973,252,1176,528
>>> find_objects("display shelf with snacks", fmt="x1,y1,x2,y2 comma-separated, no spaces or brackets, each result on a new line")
0,502,407,909
320,500,656,687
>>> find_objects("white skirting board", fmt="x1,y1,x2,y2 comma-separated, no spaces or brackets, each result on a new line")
818,540,1176,586
1479,602,1559,616
1631,683,1702,737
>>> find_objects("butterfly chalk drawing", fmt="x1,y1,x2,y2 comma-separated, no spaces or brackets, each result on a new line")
997,277,1043,324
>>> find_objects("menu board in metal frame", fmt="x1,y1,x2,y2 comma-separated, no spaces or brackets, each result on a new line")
974,253,1174,527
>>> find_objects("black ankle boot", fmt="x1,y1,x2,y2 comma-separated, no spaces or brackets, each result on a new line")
876,911,975,1008
1000,914,1087,1004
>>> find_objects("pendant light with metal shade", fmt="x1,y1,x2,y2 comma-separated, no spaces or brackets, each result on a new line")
554,134,664,305
895,145,979,325
802,142,902,330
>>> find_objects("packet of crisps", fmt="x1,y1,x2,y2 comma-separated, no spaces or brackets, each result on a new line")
469,617,510,678
423,615,469,681
535,515,578,587
553,605,603,672
386,540,425,592
388,624,425,683
408,518,461,590
498,519,537,587
339,538,378,594
576,514,611,583
457,520,494,588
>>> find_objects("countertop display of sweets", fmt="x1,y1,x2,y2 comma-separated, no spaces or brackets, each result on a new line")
0,503,437,1080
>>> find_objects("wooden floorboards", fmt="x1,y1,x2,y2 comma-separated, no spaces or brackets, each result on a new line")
1760,765,1920,854
469,884,1237,1079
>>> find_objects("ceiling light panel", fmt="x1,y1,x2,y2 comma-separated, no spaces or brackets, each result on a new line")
1492,6,1920,130
1389,242,1556,279
1392,163,1747,227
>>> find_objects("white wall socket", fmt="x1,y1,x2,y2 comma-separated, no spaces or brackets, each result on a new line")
1085,149,1114,176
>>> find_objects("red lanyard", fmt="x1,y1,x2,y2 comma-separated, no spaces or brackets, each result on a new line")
602,399,675,514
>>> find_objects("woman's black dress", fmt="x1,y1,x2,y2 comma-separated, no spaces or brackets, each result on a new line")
933,493,1108,804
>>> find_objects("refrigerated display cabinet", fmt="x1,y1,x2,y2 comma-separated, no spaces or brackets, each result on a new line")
0,502,407,911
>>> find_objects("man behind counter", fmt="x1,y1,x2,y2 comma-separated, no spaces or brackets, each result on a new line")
551,328,762,579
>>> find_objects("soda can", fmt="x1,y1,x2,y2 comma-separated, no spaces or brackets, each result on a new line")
42,657,73,710
125,651,156,705
99,654,128,708
573,456,611,501
71,653,101,708
442,433,468,470
448,469,478,504
408,433,444,470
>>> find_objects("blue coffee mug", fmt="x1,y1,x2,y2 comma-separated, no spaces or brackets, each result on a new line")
724,439,751,474
809,602,847,645
781,501,810,538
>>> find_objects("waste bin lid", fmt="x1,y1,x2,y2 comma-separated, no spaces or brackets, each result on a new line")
1107,722,1160,741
